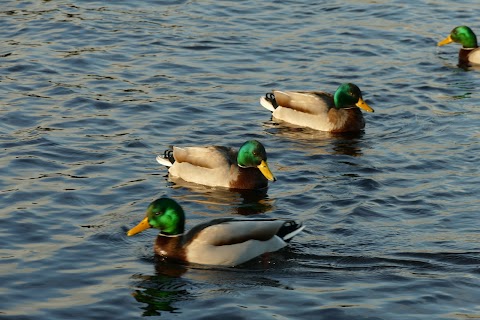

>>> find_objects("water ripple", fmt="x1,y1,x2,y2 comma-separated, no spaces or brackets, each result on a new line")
1,0,479,319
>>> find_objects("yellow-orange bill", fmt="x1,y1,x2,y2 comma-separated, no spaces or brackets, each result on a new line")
127,217,151,236
257,160,276,181
356,97,374,113
438,35,453,46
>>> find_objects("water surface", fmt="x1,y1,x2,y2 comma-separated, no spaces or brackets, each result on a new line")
1,0,479,319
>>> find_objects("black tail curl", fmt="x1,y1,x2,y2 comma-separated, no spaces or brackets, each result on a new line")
265,93,279,109
163,149,175,164
277,220,303,242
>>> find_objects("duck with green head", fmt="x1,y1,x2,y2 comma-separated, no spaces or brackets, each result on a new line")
156,140,276,189
260,83,374,132
127,198,305,266
438,26,480,66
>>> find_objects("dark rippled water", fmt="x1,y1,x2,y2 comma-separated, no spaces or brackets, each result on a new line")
1,0,479,319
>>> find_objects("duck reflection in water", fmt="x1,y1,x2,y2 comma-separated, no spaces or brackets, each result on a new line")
131,259,189,317
263,122,365,158
131,253,292,317
164,178,274,216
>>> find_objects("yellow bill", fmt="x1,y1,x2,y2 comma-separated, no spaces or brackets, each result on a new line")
356,97,374,113
257,160,276,181
438,35,453,46
127,217,151,236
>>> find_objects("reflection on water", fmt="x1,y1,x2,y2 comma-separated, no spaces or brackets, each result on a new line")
132,253,299,316
163,176,275,216
263,121,365,157
330,133,364,157
132,286,182,316
131,261,190,317
3,0,480,318
447,79,477,100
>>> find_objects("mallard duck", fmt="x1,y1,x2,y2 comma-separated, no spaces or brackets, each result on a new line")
438,26,480,66
127,198,305,266
259,83,374,133
155,140,276,190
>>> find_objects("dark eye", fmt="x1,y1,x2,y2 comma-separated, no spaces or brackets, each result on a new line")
155,211,161,216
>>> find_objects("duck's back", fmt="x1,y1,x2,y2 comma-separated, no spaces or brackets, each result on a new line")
169,146,237,188
273,91,332,115
172,146,234,168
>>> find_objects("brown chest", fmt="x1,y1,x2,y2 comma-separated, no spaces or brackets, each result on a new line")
328,108,365,132
154,235,187,262
229,167,268,190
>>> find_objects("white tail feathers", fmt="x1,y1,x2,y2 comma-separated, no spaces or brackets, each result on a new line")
156,155,173,167
260,96,276,112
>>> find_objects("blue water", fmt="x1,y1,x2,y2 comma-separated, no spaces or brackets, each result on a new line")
1,0,479,319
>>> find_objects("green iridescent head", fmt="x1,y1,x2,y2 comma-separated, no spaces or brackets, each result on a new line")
237,140,276,181
438,26,478,48
127,198,186,236
333,83,374,112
